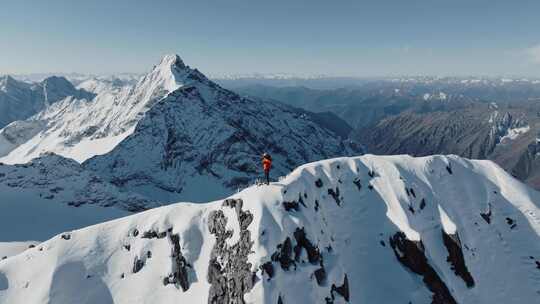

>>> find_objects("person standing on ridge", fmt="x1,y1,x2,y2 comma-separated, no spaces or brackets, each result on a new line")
262,153,272,185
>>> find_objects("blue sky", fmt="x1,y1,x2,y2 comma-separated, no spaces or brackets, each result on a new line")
1,0,539,76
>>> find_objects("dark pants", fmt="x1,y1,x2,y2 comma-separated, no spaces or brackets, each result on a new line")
264,170,270,185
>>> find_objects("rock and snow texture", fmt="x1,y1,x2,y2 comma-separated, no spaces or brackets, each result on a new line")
0,54,358,202
0,75,94,129
0,153,158,259
1,154,539,303
85,71,356,202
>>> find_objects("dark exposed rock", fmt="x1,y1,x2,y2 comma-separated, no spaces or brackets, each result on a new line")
141,230,167,239
368,169,375,178
132,256,145,274
353,178,362,190
61,233,71,240
408,205,415,214
283,201,300,212
380,240,386,247
123,244,131,251
1,256,6,260
315,200,320,212
278,295,284,304
293,228,321,264
314,267,327,286
315,179,323,188
420,198,426,210
506,217,517,229
368,184,374,190
28,244,35,248
446,166,453,175
327,187,341,206
410,188,416,198
164,233,190,291
389,232,457,304
207,199,255,304
49,187,64,193
298,194,307,208
271,238,295,271
260,262,274,279
441,231,475,288
132,229,139,237
480,204,492,224
331,274,350,302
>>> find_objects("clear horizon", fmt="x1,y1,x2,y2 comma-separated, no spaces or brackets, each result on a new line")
1,0,539,77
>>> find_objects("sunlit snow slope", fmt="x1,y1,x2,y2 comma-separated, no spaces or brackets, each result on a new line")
1,154,539,303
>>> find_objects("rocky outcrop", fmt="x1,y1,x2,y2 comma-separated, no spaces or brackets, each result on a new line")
207,199,255,304
441,231,475,288
389,232,457,304
164,232,190,291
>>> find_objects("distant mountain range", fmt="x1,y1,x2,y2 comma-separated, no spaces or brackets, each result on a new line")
231,80,540,191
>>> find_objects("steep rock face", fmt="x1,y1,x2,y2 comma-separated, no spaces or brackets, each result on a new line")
1,155,538,303
83,56,357,202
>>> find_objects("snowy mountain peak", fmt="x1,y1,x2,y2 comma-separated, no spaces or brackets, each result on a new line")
159,54,186,70
132,54,206,102
41,76,75,89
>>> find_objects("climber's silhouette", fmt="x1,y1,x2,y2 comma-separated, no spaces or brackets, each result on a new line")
262,153,272,185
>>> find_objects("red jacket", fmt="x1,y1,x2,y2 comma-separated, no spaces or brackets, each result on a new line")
263,157,272,172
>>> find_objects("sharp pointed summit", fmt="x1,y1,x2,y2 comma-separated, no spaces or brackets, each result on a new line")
159,54,186,70
132,54,210,101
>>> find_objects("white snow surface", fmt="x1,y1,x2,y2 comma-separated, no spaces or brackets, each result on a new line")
499,125,531,144
1,154,539,303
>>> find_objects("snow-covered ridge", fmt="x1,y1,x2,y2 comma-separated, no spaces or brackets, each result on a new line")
1,154,538,303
